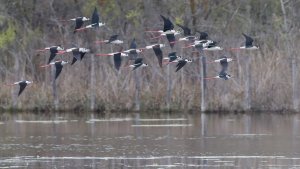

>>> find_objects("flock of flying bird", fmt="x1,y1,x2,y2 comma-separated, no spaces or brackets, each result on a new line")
6,7,259,97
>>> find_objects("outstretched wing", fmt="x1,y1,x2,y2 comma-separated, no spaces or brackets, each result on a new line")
55,62,63,80
113,53,122,71
71,57,78,65
153,44,163,68
72,48,81,61
220,59,228,74
168,52,177,62
74,18,84,33
161,15,174,32
108,35,118,43
134,58,143,65
129,38,137,49
197,31,208,40
177,24,191,36
18,82,27,96
166,34,175,48
175,60,187,72
242,33,254,47
48,52,57,64
91,7,99,26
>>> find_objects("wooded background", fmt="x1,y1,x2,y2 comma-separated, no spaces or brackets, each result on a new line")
0,0,299,112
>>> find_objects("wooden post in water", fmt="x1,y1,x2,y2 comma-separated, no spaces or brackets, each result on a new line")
200,50,207,112
90,54,96,111
244,56,251,110
52,65,58,110
134,69,141,111
166,64,171,110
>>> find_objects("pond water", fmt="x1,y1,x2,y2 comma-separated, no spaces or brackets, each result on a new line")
0,112,300,168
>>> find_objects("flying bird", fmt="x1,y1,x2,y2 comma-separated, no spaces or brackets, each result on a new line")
175,58,192,72
40,60,69,80
64,47,90,65
123,38,144,60
164,52,182,64
205,56,232,80
96,50,128,71
6,80,33,96
76,8,105,31
69,17,90,33
129,58,148,70
231,34,259,50
209,56,234,64
95,35,123,45
144,44,165,67
177,24,196,42
146,15,180,48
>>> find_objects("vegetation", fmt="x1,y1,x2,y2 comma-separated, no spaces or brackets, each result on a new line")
0,0,299,112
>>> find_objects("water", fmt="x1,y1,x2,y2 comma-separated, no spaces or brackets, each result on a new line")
0,112,300,168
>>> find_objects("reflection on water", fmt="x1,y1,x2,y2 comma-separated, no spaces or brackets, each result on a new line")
0,112,300,168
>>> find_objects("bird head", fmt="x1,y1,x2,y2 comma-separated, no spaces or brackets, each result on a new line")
226,74,232,79
186,59,193,63
159,44,166,48
143,63,149,67
82,17,90,21
26,81,33,84
79,48,90,53
121,53,128,57
61,61,69,65
57,46,64,51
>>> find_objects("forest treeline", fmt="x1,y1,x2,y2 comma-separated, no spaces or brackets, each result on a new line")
0,0,299,112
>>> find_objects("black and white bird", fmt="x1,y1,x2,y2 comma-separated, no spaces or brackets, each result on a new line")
40,60,69,80
175,58,192,72
240,33,259,49
146,15,180,48
76,8,105,31
144,44,165,68
164,52,182,64
209,56,234,64
123,38,144,59
129,58,148,70
203,40,223,51
205,57,232,80
177,24,196,42
95,35,123,45
231,33,259,50
96,52,128,57
96,52,128,71
6,80,33,96
64,47,90,65
70,17,90,33
40,46,65,64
